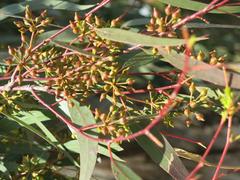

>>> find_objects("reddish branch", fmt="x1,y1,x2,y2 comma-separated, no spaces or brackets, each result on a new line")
212,116,233,179
186,117,226,179
173,0,230,30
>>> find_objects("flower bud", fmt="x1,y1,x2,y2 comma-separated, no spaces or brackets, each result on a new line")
153,8,160,18
209,56,218,65
165,5,172,16
172,9,181,19
185,118,192,127
74,12,81,22
197,50,205,61
195,113,205,121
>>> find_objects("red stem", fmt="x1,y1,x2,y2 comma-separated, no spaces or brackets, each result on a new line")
85,0,111,17
173,0,228,30
212,116,233,179
160,131,206,148
187,117,226,179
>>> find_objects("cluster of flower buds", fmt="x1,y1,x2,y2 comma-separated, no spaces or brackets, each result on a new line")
17,155,45,179
195,50,226,65
0,91,25,114
14,6,52,41
94,106,130,138
5,7,137,136
146,6,181,36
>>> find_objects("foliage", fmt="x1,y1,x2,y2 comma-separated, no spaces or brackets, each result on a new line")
0,0,240,179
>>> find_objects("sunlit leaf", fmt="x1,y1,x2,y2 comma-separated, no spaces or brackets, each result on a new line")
158,48,240,89
96,28,187,47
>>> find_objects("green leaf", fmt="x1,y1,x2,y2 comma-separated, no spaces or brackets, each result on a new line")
187,23,240,29
220,87,234,113
68,100,98,180
99,142,124,152
96,28,187,47
0,162,9,176
122,51,159,68
38,30,78,44
98,145,124,162
175,148,240,170
0,0,95,21
111,161,142,180
16,110,51,125
157,0,240,14
130,122,188,180
158,48,240,89
121,18,150,28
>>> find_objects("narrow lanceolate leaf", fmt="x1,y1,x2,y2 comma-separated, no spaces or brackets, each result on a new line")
187,23,240,30
131,123,188,180
0,0,95,21
96,28,187,47
111,161,142,180
68,100,98,180
157,0,240,14
175,148,240,170
158,49,240,89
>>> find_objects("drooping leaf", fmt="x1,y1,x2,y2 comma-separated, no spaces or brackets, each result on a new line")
158,48,240,89
187,23,240,29
68,100,98,180
175,148,240,170
16,110,51,125
156,0,240,14
131,122,189,180
96,28,187,47
111,161,142,180
0,0,95,21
